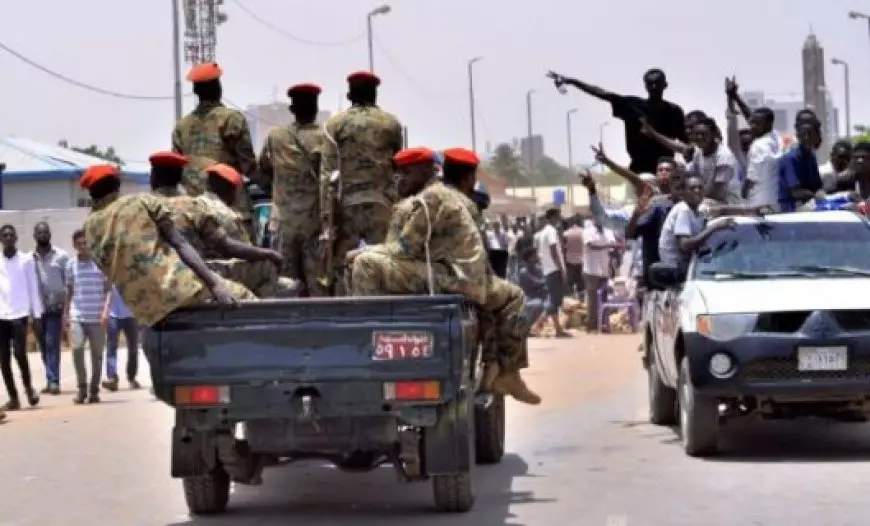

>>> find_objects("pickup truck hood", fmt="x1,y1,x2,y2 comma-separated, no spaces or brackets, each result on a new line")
695,278,870,314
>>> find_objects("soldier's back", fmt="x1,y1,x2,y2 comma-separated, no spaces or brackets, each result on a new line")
326,106,402,191
264,123,325,217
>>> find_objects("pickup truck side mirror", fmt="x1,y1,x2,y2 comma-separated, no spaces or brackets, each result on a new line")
648,262,685,290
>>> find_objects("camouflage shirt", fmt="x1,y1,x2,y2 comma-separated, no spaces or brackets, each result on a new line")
153,189,228,259
258,122,337,222
83,192,204,326
196,192,250,244
379,180,488,304
325,105,402,207
172,101,257,219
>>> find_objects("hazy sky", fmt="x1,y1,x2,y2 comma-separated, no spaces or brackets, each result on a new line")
1,0,868,167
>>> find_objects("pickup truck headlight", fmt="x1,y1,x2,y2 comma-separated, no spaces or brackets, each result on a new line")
696,313,757,341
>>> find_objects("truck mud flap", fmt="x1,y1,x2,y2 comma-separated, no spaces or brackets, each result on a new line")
423,392,473,475
171,427,219,478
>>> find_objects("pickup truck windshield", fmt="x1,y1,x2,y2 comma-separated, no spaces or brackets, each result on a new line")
694,220,870,279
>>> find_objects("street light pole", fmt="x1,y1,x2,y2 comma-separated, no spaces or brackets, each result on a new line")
566,108,578,206
526,89,536,197
832,58,851,138
467,57,482,152
171,0,183,121
366,5,392,73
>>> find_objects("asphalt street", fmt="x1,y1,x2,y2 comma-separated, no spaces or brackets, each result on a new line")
2,334,870,525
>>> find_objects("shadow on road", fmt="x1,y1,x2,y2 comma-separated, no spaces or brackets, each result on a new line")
167,453,554,526
666,417,870,463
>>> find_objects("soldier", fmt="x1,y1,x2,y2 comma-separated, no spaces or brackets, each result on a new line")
148,152,298,298
257,82,335,296
349,147,487,303
326,71,403,284
80,164,254,327
172,62,258,240
440,147,541,405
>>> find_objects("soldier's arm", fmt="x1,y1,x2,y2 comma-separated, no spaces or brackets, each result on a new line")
143,195,220,289
196,204,275,262
224,112,257,176
254,134,274,192
171,124,185,154
441,202,488,304
389,117,403,156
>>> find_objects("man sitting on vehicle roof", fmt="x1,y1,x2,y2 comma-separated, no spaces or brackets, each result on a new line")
148,151,299,298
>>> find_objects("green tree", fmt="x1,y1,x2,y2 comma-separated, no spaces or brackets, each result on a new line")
535,156,574,184
58,140,125,165
486,143,526,186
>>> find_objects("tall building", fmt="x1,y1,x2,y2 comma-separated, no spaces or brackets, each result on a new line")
243,102,331,151
518,134,545,168
803,31,830,159
738,90,839,146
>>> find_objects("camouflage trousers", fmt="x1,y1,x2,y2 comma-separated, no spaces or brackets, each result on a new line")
350,250,456,296
479,276,530,372
208,259,300,298
186,276,257,304
334,203,392,289
272,220,326,296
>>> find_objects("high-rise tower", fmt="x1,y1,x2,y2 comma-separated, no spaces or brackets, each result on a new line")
182,0,228,64
802,30,829,159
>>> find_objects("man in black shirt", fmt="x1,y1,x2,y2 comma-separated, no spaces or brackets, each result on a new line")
547,68,686,174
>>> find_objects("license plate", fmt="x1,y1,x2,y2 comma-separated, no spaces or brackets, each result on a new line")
372,331,433,361
797,346,848,371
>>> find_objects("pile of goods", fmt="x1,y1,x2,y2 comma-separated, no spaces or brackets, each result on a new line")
532,297,587,337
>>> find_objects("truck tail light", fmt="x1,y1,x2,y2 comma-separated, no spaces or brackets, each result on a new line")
174,385,230,406
383,381,440,401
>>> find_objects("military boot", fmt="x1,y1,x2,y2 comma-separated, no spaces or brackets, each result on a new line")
73,386,87,405
491,370,541,405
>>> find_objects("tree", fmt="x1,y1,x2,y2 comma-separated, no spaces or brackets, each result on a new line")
58,140,125,165
486,143,526,186
535,156,574,184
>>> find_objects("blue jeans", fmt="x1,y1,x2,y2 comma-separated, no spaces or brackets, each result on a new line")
106,317,139,381
37,312,63,386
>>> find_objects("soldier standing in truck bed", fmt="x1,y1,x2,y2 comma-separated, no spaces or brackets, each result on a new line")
325,71,403,287
172,62,258,241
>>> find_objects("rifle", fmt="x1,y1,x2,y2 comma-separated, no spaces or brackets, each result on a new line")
316,127,342,293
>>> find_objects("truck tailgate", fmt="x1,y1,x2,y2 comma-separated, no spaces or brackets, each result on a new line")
147,295,471,387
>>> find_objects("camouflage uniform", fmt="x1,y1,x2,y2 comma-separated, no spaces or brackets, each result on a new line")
325,105,403,278
83,192,255,327
454,189,531,372
350,180,488,304
259,122,336,296
154,188,298,298
172,101,257,240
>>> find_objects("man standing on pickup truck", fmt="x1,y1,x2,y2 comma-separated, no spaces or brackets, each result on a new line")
148,153,296,298
80,164,254,327
440,148,541,405
172,62,258,241
257,82,334,296
326,71,404,284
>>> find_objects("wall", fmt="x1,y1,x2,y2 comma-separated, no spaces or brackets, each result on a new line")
2,179,149,210
0,207,88,254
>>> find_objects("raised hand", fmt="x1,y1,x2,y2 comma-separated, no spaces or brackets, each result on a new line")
590,142,606,163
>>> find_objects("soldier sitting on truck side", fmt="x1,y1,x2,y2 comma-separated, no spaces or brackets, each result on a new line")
80,164,254,327
148,151,299,298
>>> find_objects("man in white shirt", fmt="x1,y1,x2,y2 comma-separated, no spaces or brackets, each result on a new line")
744,107,782,208
686,117,743,204
534,208,569,337
582,218,619,332
820,140,854,192
0,224,42,411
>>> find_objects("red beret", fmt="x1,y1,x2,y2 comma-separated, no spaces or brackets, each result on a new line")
205,163,242,187
287,83,322,98
394,147,435,167
442,148,480,168
347,70,381,87
80,164,120,189
186,63,223,83
149,151,188,169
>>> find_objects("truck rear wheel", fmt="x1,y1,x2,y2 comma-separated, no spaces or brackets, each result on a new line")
474,394,505,464
648,348,677,426
182,467,231,515
678,357,720,457
432,394,475,512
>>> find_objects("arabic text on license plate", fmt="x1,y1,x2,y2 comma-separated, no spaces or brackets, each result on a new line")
373,332,433,361
797,346,848,371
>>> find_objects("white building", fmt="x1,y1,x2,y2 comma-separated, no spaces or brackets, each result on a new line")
741,90,840,142
0,136,149,210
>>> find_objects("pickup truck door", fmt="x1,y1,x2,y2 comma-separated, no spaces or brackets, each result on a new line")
660,289,682,382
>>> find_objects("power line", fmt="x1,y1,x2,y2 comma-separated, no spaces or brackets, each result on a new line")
230,0,365,47
372,35,462,100
0,39,183,101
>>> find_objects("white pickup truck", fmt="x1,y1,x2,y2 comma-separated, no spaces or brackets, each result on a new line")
643,210,870,457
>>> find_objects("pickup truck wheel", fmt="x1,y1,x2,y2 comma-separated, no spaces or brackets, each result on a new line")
432,394,475,513
182,467,231,515
648,349,677,426
678,357,720,457
474,394,505,464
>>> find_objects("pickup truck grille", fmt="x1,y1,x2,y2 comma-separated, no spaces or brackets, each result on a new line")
754,312,811,333
740,357,870,381
831,310,870,332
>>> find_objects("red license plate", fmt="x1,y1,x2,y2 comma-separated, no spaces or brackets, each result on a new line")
372,332,433,361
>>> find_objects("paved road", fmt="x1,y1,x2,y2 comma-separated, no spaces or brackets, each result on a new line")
3,334,870,525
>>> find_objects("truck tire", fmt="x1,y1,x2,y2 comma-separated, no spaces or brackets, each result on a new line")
182,467,231,515
678,357,719,457
648,348,677,426
433,394,475,513
474,394,505,464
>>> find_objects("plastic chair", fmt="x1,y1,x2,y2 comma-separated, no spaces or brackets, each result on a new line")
597,280,639,333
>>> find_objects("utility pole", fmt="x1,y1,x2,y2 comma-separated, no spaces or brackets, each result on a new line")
172,0,183,121
567,108,578,206
366,5,391,72
467,57,482,152
526,89,536,198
